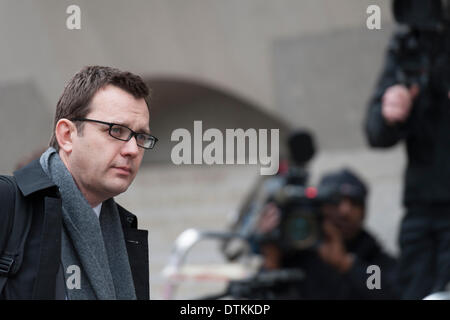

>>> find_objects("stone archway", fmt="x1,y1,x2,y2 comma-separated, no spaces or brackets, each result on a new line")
142,77,291,165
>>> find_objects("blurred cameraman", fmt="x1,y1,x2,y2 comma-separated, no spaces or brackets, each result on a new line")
365,0,450,299
257,168,398,299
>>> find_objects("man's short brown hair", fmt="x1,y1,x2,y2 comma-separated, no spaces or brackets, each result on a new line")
49,66,150,150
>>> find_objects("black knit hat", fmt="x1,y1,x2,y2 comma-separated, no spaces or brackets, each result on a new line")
317,168,368,205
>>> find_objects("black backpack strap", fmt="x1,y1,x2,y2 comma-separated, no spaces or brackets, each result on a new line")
0,175,32,296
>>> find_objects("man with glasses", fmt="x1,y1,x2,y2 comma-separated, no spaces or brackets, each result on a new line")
0,66,156,300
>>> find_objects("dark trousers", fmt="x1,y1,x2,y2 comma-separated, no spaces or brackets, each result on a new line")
397,204,450,299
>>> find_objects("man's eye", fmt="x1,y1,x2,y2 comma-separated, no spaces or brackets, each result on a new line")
136,134,147,143
111,126,123,135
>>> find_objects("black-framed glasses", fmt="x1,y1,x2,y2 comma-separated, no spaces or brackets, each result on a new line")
71,118,158,149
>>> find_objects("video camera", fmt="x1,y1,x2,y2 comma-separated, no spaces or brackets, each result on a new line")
390,0,450,96
257,183,323,252
223,129,330,259
393,0,450,30
249,130,324,253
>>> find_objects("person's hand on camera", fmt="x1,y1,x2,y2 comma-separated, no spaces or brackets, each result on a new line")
318,220,354,273
381,84,419,125
256,203,282,270
256,202,281,234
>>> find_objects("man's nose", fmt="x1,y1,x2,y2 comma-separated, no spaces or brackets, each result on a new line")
338,199,352,216
120,135,140,157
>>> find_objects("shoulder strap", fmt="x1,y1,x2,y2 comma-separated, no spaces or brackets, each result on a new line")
0,175,33,296
0,176,16,257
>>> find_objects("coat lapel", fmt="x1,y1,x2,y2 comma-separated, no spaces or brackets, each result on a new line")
32,197,62,299
122,228,149,300
117,205,149,300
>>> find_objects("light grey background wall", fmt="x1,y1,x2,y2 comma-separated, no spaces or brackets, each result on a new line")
0,0,393,171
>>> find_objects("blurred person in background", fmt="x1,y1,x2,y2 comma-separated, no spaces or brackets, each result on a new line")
251,168,398,299
365,0,450,299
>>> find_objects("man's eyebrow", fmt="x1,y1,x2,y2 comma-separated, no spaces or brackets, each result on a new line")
137,125,151,134
113,121,150,134
134,126,151,135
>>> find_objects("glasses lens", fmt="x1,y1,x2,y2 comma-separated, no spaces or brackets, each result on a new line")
109,124,157,149
110,124,132,140
136,134,156,149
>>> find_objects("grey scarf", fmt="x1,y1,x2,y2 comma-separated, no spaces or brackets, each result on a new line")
39,147,136,300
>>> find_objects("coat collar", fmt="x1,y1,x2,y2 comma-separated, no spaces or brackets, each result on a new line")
13,158,57,196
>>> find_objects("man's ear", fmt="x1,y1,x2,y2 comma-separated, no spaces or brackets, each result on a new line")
55,119,77,153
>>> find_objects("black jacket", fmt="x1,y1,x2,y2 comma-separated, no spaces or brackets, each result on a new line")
365,31,450,205
0,159,149,300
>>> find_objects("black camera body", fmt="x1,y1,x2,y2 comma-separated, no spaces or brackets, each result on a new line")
223,129,318,259
250,130,322,253
391,0,450,96
256,169,323,253
393,0,450,30
274,184,322,252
